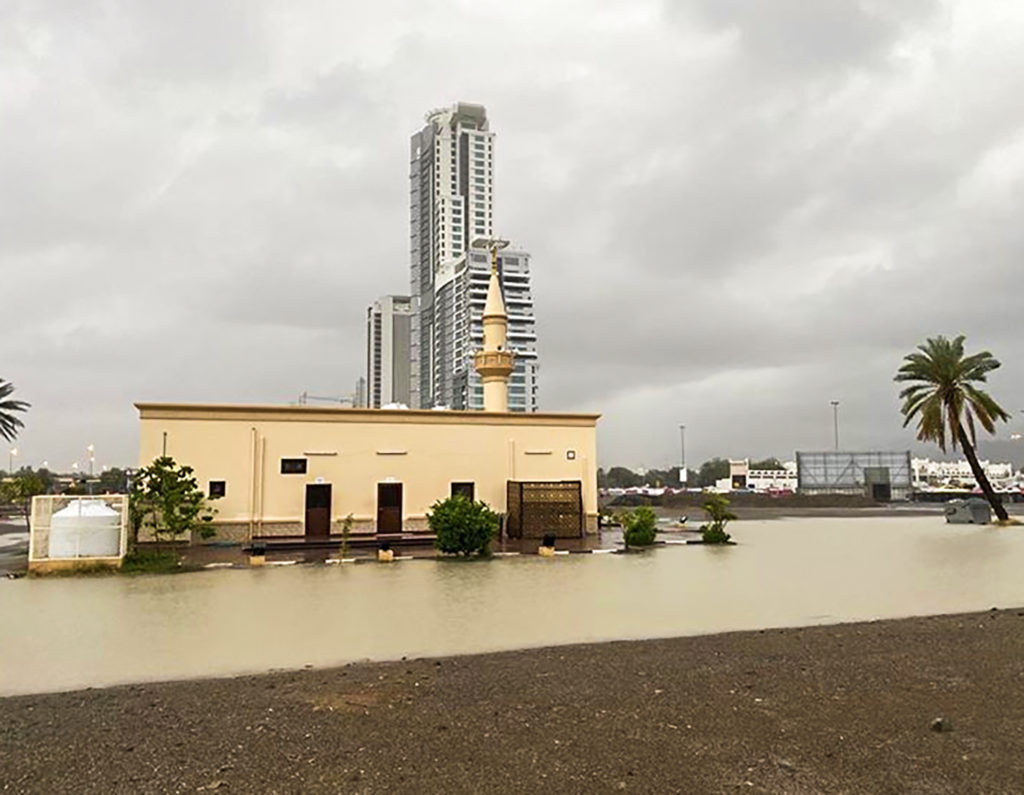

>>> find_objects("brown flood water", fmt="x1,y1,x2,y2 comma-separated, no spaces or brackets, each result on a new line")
3,516,1024,696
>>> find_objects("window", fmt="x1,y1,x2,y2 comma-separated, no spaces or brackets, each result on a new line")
209,480,226,498
451,482,475,501
281,458,307,474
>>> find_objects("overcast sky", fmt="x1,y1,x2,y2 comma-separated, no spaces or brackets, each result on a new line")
3,0,1024,471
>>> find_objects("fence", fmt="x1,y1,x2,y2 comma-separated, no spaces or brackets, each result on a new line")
29,495,129,569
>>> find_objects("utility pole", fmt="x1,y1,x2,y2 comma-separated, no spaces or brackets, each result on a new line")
830,401,840,451
679,424,686,485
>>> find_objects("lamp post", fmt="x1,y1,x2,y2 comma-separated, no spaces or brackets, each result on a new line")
679,424,687,485
830,401,840,451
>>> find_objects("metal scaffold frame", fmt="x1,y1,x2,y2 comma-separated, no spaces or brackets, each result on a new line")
796,451,913,499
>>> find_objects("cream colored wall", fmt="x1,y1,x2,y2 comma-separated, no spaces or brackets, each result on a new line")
137,407,598,536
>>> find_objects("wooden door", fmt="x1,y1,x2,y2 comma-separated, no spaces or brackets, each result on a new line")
305,484,332,539
377,483,403,534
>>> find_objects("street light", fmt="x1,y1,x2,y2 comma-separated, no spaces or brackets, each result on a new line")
679,424,687,484
830,401,840,451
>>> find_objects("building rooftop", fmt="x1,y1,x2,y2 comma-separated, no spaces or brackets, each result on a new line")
135,403,599,427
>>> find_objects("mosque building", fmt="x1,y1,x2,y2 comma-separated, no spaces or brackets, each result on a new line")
136,252,599,543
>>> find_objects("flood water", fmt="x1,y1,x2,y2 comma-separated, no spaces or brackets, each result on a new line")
3,516,1024,696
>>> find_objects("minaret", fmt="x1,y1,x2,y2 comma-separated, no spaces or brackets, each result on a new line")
474,256,515,412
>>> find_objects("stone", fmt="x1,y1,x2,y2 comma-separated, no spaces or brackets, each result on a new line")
931,717,953,732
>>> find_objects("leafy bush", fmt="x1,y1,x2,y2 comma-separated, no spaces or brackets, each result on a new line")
700,494,736,544
618,505,658,548
701,524,732,544
429,495,499,557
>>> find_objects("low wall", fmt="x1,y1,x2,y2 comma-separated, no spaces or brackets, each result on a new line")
29,557,122,575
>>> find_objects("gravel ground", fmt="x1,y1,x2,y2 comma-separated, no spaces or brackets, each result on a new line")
4,609,1024,793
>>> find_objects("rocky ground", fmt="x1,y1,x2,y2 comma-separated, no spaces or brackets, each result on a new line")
4,609,1024,793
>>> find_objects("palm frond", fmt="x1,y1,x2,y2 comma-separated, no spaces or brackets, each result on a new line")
0,379,29,443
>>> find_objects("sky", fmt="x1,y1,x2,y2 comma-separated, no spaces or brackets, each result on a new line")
2,0,1024,472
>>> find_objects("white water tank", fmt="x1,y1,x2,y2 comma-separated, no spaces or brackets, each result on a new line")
48,499,122,558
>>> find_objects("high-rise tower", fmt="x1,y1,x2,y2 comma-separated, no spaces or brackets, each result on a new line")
409,102,539,412
365,295,412,408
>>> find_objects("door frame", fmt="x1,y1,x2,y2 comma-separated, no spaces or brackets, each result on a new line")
304,482,333,538
376,482,404,534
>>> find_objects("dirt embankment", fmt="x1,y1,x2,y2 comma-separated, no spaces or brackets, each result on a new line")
4,609,1024,793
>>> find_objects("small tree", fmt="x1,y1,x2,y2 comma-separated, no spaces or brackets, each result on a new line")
429,495,499,557
697,458,730,487
0,470,46,530
338,512,354,559
700,494,736,544
97,467,129,494
617,505,658,549
129,456,219,544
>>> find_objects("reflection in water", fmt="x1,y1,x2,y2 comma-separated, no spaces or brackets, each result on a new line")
2,516,1023,696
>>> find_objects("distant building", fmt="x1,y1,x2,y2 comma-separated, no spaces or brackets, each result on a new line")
353,377,367,409
409,101,540,411
911,457,1015,487
712,459,797,493
449,248,538,412
366,295,412,409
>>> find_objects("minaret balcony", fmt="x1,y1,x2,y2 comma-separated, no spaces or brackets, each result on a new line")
474,350,515,377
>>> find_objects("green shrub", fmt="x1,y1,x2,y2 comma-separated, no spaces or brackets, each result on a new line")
429,495,499,557
700,494,736,544
700,524,732,544
618,505,658,548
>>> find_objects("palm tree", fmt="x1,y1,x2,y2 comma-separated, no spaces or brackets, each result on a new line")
895,335,1011,522
0,379,29,444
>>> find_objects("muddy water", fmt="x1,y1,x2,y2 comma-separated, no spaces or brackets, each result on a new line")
3,517,1024,696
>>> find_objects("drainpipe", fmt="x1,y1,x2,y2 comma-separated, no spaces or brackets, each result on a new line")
258,434,266,533
248,427,256,538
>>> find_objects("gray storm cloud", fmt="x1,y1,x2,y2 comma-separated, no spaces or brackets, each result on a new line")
2,0,1023,471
